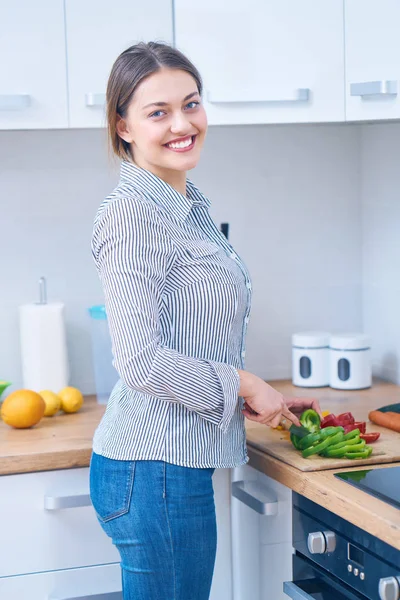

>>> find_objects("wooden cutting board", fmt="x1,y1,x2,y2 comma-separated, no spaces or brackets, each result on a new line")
246,423,400,472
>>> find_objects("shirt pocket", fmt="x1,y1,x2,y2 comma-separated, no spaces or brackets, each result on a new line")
185,240,220,259
89,452,136,523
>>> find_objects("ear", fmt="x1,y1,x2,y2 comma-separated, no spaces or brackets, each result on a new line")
116,115,133,143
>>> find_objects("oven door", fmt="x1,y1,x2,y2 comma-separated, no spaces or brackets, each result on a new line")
283,554,369,600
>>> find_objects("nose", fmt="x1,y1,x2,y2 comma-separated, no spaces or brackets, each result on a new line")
170,110,191,135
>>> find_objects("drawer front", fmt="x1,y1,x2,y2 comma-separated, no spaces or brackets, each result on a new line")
0,563,122,600
0,468,120,577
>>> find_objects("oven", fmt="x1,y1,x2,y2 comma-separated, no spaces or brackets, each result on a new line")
283,493,400,600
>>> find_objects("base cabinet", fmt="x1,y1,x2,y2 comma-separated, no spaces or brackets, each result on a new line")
0,563,122,600
231,464,293,600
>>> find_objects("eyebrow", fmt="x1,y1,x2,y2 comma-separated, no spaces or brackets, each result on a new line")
142,91,199,110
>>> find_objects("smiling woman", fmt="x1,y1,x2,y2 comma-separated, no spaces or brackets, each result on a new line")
89,41,319,600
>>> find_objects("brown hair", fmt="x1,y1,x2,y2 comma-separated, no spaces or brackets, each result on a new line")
106,41,203,162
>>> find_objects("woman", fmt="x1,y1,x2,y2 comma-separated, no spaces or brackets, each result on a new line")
89,41,321,600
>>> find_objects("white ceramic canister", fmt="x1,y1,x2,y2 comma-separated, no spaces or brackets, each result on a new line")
292,332,330,388
329,333,371,390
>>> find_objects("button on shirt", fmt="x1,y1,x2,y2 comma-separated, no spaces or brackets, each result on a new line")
91,160,252,468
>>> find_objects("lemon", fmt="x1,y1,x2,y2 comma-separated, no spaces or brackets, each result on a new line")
1,389,45,428
39,390,61,417
58,386,84,413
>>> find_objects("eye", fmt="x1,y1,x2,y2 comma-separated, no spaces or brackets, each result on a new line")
185,101,200,110
149,110,166,118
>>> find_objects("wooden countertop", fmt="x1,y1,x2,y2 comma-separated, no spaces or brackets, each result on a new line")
0,380,399,550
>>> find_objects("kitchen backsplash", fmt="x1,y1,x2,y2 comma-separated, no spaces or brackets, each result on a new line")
1,123,397,394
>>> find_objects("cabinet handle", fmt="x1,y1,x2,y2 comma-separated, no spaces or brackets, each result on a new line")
207,88,310,104
283,581,314,600
50,593,122,600
85,93,106,107
0,94,31,110
350,80,397,97
44,493,91,510
231,480,278,515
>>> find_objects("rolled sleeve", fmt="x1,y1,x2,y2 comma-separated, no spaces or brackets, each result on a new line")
92,196,239,431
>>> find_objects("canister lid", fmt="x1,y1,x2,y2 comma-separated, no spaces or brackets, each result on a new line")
329,333,371,350
88,305,107,320
292,331,331,348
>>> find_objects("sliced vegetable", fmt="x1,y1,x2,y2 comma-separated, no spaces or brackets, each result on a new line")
359,432,381,443
337,412,355,425
300,409,321,433
344,447,373,459
302,430,344,458
298,432,323,451
321,414,340,428
343,423,362,434
353,421,367,434
343,428,361,440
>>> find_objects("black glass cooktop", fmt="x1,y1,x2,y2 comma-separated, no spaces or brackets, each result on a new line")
335,466,400,510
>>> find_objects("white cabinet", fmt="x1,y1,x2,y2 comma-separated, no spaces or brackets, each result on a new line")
0,467,119,578
0,563,121,600
0,0,68,130
174,0,345,125
65,0,173,128
231,465,292,600
345,0,400,122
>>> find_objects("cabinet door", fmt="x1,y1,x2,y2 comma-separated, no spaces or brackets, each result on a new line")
65,0,173,128
345,0,400,121
0,468,119,577
175,0,344,125
231,465,292,600
0,563,122,599
0,0,68,130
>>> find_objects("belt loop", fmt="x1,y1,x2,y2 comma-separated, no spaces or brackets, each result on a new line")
163,461,166,499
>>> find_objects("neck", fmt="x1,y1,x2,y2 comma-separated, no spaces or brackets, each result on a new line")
133,158,187,196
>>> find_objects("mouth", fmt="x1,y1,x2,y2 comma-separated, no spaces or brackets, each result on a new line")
164,135,197,152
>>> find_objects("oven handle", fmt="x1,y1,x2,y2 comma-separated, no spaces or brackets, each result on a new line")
283,581,314,600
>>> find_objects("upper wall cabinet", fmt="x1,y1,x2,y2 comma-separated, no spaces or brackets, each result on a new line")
0,1,68,130
345,0,400,122
65,0,173,128
174,0,345,125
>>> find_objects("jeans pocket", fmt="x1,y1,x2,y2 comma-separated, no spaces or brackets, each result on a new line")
89,452,135,523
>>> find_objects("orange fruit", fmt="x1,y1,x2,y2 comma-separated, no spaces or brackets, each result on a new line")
1,389,45,428
58,386,84,413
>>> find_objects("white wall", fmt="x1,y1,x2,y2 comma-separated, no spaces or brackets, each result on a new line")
0,124,361,395
361,123,400,384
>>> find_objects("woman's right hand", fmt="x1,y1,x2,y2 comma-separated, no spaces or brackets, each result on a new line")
238,370,301,428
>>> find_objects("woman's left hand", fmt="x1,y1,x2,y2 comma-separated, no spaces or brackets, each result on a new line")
283,396,323,419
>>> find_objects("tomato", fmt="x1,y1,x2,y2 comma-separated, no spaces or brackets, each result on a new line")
360,432,381,443
353,421,366,434
321,414,340,428
336,412,355,425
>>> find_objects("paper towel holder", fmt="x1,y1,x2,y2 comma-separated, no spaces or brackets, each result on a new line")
37,276,47,305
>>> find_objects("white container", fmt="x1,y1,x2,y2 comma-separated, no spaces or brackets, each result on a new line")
292,332,330,388
329,333,371,390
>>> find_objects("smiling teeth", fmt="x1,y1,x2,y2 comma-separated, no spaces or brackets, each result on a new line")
168,137,193,149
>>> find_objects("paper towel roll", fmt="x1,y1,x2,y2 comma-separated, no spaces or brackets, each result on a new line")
19,302,69,392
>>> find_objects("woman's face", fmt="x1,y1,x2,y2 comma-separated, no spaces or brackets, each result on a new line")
117,68,208,181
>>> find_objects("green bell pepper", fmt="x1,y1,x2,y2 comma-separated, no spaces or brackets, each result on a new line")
302,430,344,458
300,409,321,434
344,447,373,459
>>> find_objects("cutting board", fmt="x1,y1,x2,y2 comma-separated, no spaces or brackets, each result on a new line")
246,423,400,472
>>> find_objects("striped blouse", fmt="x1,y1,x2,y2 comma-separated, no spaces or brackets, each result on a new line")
91,160,252,468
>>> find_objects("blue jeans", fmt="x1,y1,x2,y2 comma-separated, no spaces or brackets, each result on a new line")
90,453,217,600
